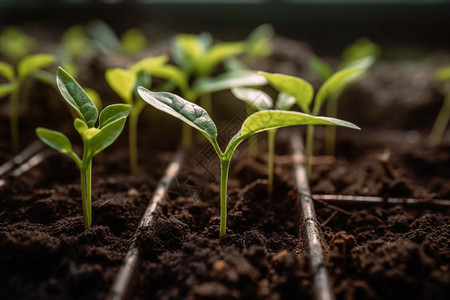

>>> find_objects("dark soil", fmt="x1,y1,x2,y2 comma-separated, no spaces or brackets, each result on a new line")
311,130,450,300
135,141,314,300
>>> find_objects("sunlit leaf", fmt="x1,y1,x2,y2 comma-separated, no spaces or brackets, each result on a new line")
0,61,14,81
0,82,17,98
18,54,55,80
105,68,136,103
194,70,267,94
231,87,273,111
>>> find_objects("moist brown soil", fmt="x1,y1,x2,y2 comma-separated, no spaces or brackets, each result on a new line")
311,130,450,300
135,138,314,300
0,137,173,299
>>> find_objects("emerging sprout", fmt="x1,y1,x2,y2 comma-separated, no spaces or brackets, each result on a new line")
36,67,131,229
429,65,450,146
232,87,296,198
138,87,359,239
0,54,55,153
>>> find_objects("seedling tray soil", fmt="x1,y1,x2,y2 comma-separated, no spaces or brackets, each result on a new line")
310,129,450,300
0,141,174,299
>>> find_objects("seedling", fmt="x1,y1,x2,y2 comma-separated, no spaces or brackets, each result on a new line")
0,54,55,153
0,27,37,63
232,87,296,197
36,67,130,229
429,65,450,146
106,55,167,173
138,87,359,239
260,64,369,177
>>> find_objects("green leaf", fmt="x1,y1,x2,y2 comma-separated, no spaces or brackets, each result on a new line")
61,25,90,58
129,55,168,73
0,27,36,62
85,88,102,111
245,24,274,59
309,56,332,82
259,71,313,114
87,20,121,53
240,110,360,139
0,61,14,81
434,65,450,82
57,67,98,127
231,87,273,111
138,87,217,142
120,28,147,55
18,54,55,80
36,127,80,165
193,70,267,94
105,68,137,103
146,64,188,92
342,37,381,66
275,92,296,111
197,41,245,76
74,118,88,135
0,82,17,98
172,34,204,73
99,104,131,128
86,117,127,159
134,69,151,98
314,66,366,115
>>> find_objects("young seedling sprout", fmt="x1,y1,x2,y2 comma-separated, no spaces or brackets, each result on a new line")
0,54,55,153
36,67,131,229
105,55,167,173
231,87,297,198
429,65,450,146
138,87,359,239
260,63,370,178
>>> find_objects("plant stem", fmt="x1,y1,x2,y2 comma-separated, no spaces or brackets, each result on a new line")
80,161,92,229
324,93,339,156
129,110,139,174
200,93,212,114
267,128,277,199
10,87,20,153
248,135,258,157
219,159,230,239
305,124,315,179
429,92,450,146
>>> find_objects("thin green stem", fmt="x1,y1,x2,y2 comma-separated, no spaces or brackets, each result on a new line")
429,92,450,146
80,160,92,229
219,159,230,239
267,128,277,199
10,86,20,153
248,135,258,157
324,93,339,156
306,124,315,179
129,110,139,174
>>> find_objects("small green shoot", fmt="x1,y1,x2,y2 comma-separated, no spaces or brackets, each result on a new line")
0,54,55,153
429,65,450,146
138,87,359,239
36,67,131,229
232,87,296,198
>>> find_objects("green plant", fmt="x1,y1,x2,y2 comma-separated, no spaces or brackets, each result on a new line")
429,65,450,146
260,63,369,177
0,27,37,63
36,67,131,229
105,55,167,173
0,54,55,153
231,87,296,197
138,87,359,239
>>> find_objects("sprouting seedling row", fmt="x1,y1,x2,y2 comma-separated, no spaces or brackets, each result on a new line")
36,67,130,229
138,87,359,239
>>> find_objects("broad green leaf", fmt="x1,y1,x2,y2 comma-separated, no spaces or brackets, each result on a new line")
245,24,274,59
33,70,57,88
342,37,381,66
147,64,188,92
120,28,147,55
18,54,55,80
35,128,80,164
99,104,131,128
172,34,204,73
193,70,267,94
61,25,90,58
224,57,247,72
259,71,313,114
434,65,450,82
0,27,36,62
197,41,245,76
309,56,332,81
85,88,102,111
138,87,217,142
240,110,360,139
130,55,168,73
231,87,273,111
105,68,136,103
314,66,365,115
88,20,121,53
57,67,98,127
134,69,151,99
0,82,17,98
0,61,14,81
275,92,296,111
74,118,88,135
86,117,127,159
